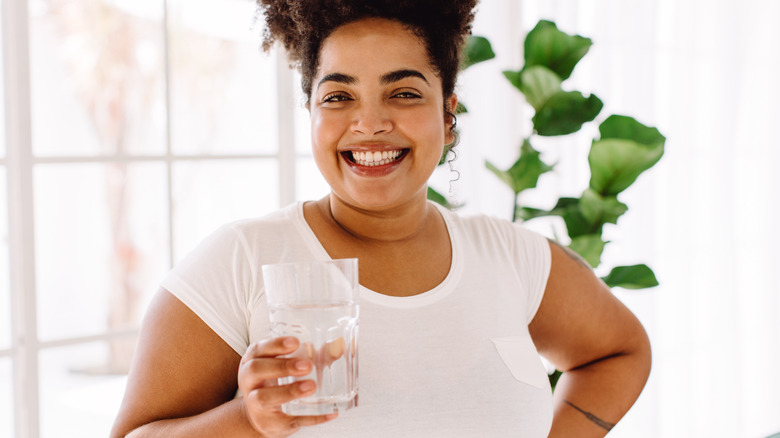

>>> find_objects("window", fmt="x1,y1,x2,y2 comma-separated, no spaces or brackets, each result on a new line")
2,0,327,436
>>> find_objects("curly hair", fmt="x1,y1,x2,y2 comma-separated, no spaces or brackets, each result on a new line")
257,0,478,102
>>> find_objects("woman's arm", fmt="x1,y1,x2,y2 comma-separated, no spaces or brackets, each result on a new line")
529,241,652,437
110,289,335,438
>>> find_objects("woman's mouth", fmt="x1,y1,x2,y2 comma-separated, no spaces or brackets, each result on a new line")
343,149,409,167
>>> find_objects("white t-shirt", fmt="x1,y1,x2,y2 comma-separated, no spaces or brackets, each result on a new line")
162,202,553,437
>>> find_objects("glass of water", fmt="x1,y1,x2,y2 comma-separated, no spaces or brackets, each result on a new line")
262,258,359,416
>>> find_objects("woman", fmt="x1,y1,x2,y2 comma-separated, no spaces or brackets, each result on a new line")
111,1,651,437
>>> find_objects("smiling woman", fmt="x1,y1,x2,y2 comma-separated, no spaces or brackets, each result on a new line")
111,1,650,438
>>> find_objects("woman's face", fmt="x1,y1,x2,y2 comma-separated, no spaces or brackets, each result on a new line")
309,17,456,212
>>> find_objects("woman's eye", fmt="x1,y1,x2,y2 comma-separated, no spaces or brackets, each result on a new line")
393,91,422,99
322,93,351,103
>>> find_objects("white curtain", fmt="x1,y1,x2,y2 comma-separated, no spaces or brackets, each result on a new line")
446,1,780,437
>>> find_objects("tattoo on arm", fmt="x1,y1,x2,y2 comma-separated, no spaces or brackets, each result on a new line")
547,239,592,270
563,399,615,431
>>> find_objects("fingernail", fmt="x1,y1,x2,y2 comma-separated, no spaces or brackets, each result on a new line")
299,381,315,392
295,360,309,370
283,337,297,348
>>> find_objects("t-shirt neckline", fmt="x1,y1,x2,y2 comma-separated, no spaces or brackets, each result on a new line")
292,201,462,308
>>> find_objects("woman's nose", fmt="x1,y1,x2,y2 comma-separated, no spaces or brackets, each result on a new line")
350,101,393,135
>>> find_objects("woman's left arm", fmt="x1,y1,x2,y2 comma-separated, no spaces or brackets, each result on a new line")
529,240,652,437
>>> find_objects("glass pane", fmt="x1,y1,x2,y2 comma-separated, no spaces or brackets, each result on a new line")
0,168,9,349
0,358,12,438
40,342,128,438
172,159,278,261
0,0,5,160
296,157,329,202
29,0,166,156
34,163,169,344
168,0,279,155
293,72,312,156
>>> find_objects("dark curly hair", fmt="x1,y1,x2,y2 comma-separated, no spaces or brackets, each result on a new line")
257,0,478,102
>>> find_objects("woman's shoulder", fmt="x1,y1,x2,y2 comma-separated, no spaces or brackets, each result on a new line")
438,204,544,241
220,202,304,237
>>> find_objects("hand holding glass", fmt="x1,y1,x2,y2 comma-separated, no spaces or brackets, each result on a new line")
262,258,359,416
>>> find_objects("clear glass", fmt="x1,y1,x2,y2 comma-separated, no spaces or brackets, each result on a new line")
0,357,13,438
171,159,279,262
263,259,360,415
167,0,279,155
34,163,169,344
0,168,9,349
39,342,129,438
29,0,167,157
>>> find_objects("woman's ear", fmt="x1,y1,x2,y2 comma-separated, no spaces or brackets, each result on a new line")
445,94,458,144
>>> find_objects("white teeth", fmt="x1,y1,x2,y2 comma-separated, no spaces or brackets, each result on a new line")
350,150,403,167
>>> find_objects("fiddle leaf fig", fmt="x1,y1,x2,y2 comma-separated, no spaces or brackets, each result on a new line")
533,91,603,136
516,196,577,222
485,140,552,195
568,234,607,268
426,187,458,210
461,36,496,70
589,138,664,196
589,115,665,195
579,188,628,226
599,115,665,149
503,70,523,91
602,264,659,289
515,66,563,111
524,20,592,81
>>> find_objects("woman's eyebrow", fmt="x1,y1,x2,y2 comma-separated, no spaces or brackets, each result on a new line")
380,69,429,85
317,72,357,90
316,69,430,91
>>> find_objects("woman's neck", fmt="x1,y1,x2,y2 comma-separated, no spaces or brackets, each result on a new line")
317,191,434,243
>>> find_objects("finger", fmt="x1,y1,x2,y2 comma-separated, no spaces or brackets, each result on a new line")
291,412,339,428
327,337,345,361
253,411,338,437
246,379,318,411
238,356,313,390
242,336,300,362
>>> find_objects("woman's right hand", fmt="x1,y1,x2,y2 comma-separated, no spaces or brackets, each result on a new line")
238,337,338,437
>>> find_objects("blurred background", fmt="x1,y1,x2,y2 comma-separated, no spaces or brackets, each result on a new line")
1,0,778,437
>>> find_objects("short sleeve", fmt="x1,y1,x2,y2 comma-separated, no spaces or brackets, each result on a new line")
511,224,552,324
161,223,255,355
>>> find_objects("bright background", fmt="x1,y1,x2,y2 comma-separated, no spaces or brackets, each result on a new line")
1,0,779,437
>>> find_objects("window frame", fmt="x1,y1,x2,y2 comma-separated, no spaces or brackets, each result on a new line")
1,0,301,436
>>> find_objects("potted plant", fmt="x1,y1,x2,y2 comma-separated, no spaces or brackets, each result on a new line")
431,20,666,388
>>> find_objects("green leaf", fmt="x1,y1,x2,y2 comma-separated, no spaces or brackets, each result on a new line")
533,91,603,136
548,369,563,391
426,186,457,209
503,70,523,91
579,188,628,226
485,140,552,195
517,66,563,111
568,234,607,268
462,35,496,70
515,197,577,222
588,138,664,196
561,203,593,238
455,101,468,114
601,264,659,289
524,20,593,81
588,116,665,195
599,115,666,149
